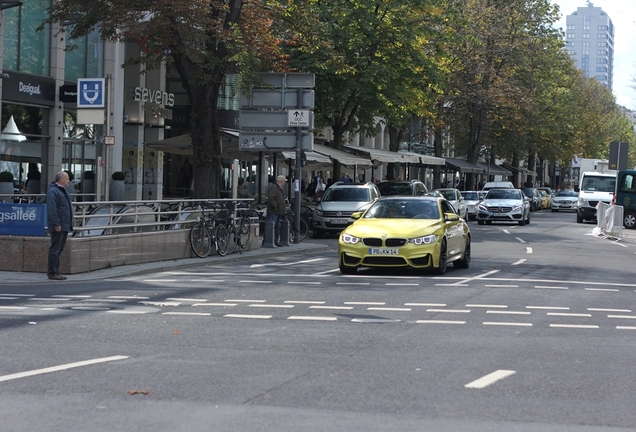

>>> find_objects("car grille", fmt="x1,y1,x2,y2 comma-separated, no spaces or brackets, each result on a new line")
362,238,407,247
485,206,512,212
323,211,354,218
363,256,407,266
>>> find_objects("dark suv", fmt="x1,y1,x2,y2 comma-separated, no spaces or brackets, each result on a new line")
377,180,428,197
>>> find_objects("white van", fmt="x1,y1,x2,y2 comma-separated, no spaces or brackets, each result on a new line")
576,171,616,223
482,181,514,191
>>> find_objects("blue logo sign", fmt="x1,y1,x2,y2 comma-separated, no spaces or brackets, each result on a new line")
0,203,47,236
77,78,105,108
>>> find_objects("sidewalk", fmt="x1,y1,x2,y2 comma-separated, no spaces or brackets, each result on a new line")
0,242,332,284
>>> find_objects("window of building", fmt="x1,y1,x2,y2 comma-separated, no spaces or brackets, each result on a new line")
598,25,608,30
567,33,575,39
596,67,607,72
597,50,608,55
582,33,590,39
597,42,608,47
596,58,608,64
598,34,608,39
65,28,104,81
567,41,575,47
567,25,576,30
596,75,607,81
2,0,52,76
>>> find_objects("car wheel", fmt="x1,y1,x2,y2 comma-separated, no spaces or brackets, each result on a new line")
477,220,484,225
624,210,636,229
576,213,583,223
518,216,525,226
453,236,471,269
434,240,447,275
485,220,492,225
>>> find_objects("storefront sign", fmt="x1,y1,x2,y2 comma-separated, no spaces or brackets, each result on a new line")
134,86,175,107
1,71,55,106
78,78,105,108
0,203,47,236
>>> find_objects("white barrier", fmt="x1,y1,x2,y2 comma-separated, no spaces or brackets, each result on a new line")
596,202,623,240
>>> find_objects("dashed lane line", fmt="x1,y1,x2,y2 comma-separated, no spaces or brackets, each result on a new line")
344,302,385,305
166,298,208,302
515,237,526,244
466,304,507,308
549,324,599,329
284,301,325,304
483,322,532,327
367,307,412,312
416,320,465,324
225,299,266,303
162,312,211,316
193,303,237,307
607,315,636,319
249,304,294,308
485,284,519,288
224,314,272,319
511,259,527,265
486,311,531,315
426,309,471,313
589,308,631,312
535,286,568,290
309,305,354,310
0,356,128,383
585,288,619,292
239,280,272,284
405,303,447,307
288,281,322,285
465,370,516,389
287,316,337,321
526,306,570,310
526,247,533,253
547,312,592,317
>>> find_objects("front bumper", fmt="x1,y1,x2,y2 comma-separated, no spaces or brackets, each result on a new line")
552,201,576,211
312,216,353,232
338,241,441,270
477,209,525,222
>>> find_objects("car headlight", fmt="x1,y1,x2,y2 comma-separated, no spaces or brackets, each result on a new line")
409,234,437,245
341,233,360,244
512,204,524,211
314,209,323,216
578,198,588,207
478,204,487,211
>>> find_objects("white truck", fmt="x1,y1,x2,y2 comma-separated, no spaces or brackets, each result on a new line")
576,159,617,223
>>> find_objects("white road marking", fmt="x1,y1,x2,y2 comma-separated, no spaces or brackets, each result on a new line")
226,299,265,303
585,288,619,292
549,324,599,329
1,294,34,297
367,307,412,312
503,230,510,235
515,237,526,244
467,304,507,308
416,320,465,324
139,301,180,307
193,303,237,307
52,295,91,298
190,280,226,283
607,315,636,319
526,247,533,253
483,322,532,327
106,310,151,314
526,306,569,310
284,301,325,304
166,298,208,302
465,370,516,389
162,312,211,316
108,296,150,300
0,355,128,383
251,258,327,268
426,309,471,313
336,282,370,285
287,281,322,285
249,304,294,308
435,283,470,287
28,298,69,301
511,259,527,265
83,299,127,303
617,326,636,330
287,316,337,321
487,311,531,315
386,283,420,286
547,312,592,317
0,306,27,310
405,303,447,307
437,270,500,286
535,286,568,290
142,279,178,282
239,280,272,284
313,268,340,275
0,297,20,300
352,318,401,323
223,314,272,319
589,308,631,312
309,305,354,310
485,284,519,288
39,308,56,311
345,302,385,305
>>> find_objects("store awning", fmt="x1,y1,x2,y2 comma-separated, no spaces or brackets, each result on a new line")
445,158,485,174
475,162,513,177
399,150,446,166
312,144,373,166
281,150,332,166
344,145,421,164
144,129,247,158
501,163,537,177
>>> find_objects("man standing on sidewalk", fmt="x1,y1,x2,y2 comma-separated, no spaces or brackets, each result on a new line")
267,175,286,247
46,171,73,280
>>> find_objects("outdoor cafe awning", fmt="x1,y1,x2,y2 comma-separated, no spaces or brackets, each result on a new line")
144,129,255,160
312,144,372,166
281,150,332,166
445,158,485,174
399,150,446,166
475,162,513,177
344,145,421,164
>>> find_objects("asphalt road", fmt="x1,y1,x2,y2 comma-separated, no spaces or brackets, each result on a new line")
1,210,636,431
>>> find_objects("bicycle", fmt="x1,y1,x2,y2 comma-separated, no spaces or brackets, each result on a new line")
284,205,310,243
233,200,259,251
189,203,236,258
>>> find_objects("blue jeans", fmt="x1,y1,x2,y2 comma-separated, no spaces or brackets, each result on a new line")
267,213,281,244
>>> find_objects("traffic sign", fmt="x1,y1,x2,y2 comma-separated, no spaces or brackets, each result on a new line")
77,78,105,108
104,135,115,146
240,110,313,129
256,73,315,88
240,89,315,109
239,132,313,151
288,110,310,127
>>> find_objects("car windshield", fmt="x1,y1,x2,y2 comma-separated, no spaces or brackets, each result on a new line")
461,192,479,200
377,183,411,196
487,189,521,200
438,190,456,200
364,200,439,219
322,187,370,202
556,190,578,197
581,176,615,192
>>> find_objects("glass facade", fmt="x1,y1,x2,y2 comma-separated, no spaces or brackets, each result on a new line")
2,0,51,76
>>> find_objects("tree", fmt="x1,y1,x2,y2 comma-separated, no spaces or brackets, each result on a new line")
43,0,281,198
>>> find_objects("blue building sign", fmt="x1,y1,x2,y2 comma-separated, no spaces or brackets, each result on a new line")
77,78,105,108
0,203,47,236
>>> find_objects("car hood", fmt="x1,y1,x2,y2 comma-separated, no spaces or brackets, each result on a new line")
345,218,442,237
318,201,371,212
482,199,524,206
464,200,480,205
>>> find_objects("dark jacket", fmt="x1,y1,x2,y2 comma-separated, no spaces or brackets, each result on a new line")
267,183,286,216
46,181,74,232
237,185,254,199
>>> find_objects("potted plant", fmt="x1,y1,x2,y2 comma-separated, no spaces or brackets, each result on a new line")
26,168,41,194
82,170,96,200
110,171,126,201
64,170,75,197
0,171,14,201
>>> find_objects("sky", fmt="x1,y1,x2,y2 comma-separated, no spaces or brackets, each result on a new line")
552,0,636,111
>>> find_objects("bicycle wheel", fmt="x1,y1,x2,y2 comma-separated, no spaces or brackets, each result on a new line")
214,223,233,257
189,223,212,258
237,216,251,250
226,223,238,255
298,218,309,242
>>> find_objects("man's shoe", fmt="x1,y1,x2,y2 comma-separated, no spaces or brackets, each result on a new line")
48,274,65,280
275,243,283,247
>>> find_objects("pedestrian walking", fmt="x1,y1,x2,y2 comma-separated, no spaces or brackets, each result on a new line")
46,171,73,280
267,175,286,246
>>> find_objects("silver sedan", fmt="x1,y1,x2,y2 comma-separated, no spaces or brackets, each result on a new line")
477,188,531,226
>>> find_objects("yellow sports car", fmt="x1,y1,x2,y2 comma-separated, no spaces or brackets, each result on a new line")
537,189,550,209
338,196,471,275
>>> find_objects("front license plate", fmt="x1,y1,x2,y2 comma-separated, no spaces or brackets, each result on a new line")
494,213,508,217
330,219,348,224
369,248,399,255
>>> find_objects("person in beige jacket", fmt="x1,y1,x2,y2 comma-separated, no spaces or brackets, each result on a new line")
267,175,286,246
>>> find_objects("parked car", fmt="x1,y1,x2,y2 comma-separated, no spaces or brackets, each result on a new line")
522,187,541,211
482,181,514,192
537,186,553,197
434,188,468,219
312,182,380,238
338,196,471,275
376,180,428,197
477,188,531,226
551,189,578,212
460,191,484,220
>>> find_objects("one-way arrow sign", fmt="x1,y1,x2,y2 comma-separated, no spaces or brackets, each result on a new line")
288,109,311,127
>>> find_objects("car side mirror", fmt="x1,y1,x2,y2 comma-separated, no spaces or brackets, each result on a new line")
445,213,460,222
351,211,362,220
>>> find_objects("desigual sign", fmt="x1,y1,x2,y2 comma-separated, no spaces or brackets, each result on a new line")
133,87,175,107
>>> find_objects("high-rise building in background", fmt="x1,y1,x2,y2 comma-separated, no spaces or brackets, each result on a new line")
565,2,614,90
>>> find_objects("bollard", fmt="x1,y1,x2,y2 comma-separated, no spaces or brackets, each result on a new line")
262,218,277,248
279,217,291,246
